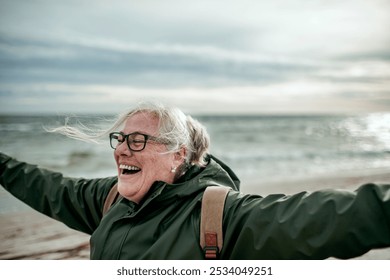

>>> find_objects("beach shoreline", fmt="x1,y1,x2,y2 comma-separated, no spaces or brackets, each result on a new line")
1,168,390,260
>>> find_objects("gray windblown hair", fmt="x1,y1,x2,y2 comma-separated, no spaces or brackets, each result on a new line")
49,101,210,167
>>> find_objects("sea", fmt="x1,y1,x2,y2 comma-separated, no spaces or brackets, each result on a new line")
1,113,390,212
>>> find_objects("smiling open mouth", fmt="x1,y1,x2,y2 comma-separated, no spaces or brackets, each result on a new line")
119,164,141,175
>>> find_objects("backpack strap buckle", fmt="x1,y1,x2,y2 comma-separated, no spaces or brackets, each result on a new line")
203,232,219,259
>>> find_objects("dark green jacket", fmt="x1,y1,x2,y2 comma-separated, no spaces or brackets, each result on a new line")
1,152,390,259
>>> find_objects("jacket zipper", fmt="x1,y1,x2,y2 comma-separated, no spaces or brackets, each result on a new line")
116,220,133,259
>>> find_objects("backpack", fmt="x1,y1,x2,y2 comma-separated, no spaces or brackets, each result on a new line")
102,184,231,259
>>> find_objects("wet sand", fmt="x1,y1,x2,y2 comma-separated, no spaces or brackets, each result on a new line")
0,210,90,260
1,169,390,260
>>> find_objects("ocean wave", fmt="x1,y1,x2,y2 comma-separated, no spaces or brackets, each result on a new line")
68,151,94,163
1,113,389,182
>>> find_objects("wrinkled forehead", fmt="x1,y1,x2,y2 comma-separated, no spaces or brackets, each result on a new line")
122,111,161,135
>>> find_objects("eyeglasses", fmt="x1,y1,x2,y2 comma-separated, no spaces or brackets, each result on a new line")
109,132,163,152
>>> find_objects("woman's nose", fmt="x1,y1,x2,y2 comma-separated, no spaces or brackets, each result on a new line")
115,141,133,156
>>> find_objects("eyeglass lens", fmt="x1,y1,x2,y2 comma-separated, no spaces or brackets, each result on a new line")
110,133,147,151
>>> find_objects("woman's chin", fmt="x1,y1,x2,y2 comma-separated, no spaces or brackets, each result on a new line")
118,171,141,186
117,177,148,203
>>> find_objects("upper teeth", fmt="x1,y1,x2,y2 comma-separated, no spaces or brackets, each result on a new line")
120,164,140,171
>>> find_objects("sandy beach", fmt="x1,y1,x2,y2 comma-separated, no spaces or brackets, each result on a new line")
0,210,90,260
1,169,390,260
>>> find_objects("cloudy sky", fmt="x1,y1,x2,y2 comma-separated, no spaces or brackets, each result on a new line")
0,0,389,115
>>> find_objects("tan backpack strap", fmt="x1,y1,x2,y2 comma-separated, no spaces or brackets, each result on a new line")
200,186,231,259
102,183,120,216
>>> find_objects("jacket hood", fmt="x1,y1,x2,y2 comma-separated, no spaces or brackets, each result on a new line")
179,154,240,192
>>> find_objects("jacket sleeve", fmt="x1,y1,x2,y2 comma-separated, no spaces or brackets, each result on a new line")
0,152,117,235
222,183,390,259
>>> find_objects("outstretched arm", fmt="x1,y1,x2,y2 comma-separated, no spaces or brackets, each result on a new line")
222,183,390,259
0,152,117,235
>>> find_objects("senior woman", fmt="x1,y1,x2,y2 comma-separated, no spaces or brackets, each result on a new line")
1,102,390,260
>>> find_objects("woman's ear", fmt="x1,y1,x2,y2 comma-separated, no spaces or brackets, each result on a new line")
174,146,187,164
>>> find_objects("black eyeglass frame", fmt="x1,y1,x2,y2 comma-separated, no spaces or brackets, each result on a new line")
109,131,163,152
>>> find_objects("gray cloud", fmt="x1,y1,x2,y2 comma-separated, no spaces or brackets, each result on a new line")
0,0,389,114
0,34,320,88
